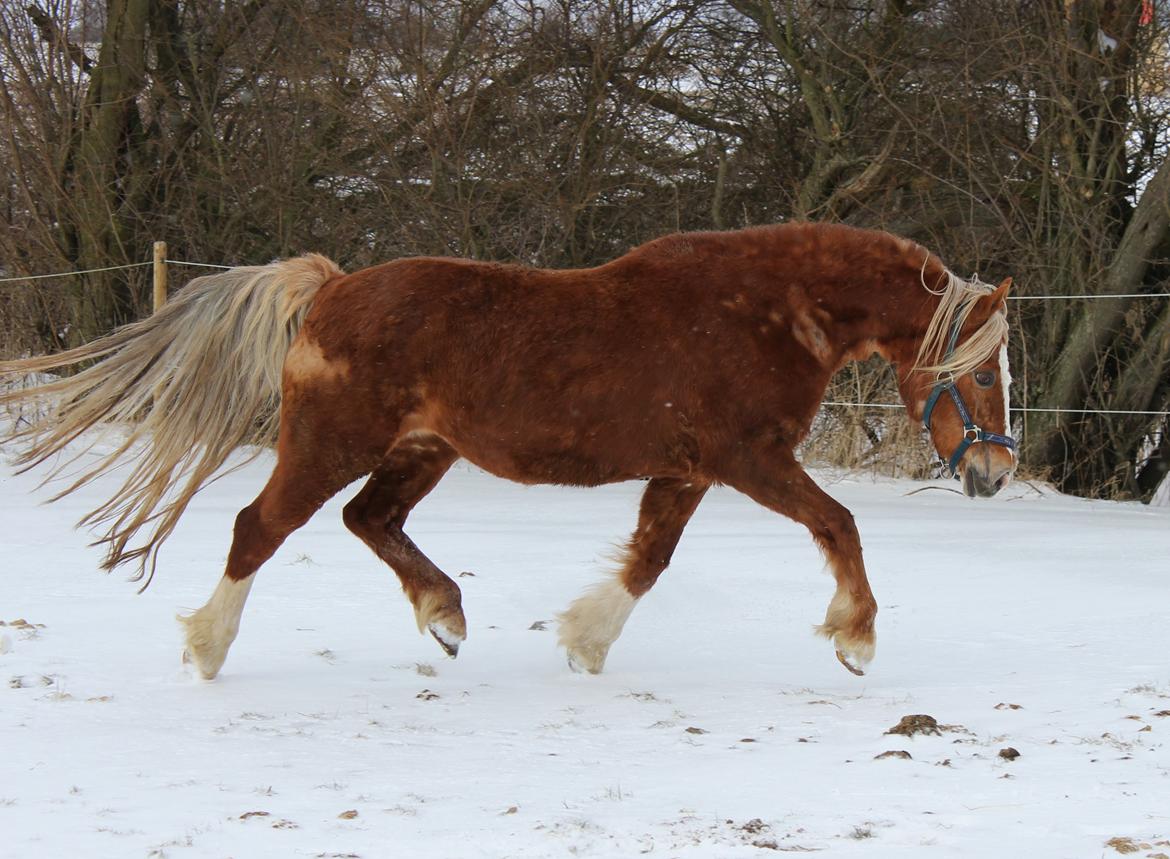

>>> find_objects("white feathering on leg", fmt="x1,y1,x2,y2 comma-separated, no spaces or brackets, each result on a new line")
178,575,254,680
556,577,639,674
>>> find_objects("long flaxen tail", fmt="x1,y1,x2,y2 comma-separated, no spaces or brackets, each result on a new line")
0,254,344,587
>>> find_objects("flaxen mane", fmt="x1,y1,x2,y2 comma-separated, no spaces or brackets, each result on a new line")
914,265,1009,378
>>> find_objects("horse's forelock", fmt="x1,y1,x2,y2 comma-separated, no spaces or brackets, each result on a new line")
913,269,1008,378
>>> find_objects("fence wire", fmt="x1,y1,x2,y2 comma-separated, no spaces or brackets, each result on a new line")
3,255,1168,421
0,261,154,283
822,402,1170,418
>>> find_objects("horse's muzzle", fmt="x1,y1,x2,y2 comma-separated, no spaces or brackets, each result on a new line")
961,459,1013,498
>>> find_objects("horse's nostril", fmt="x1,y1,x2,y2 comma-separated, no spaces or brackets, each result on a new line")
990,468,1013,494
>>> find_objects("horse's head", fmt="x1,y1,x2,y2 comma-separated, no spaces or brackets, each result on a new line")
899,276,1017,498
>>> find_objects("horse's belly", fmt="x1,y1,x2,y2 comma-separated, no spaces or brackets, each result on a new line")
440,425,699,488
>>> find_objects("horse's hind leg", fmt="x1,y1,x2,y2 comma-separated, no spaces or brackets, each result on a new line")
557,477,708,674
342,435,465,656
180,429,375,679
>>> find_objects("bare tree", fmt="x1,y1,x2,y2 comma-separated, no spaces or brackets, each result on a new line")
2,0,1167,499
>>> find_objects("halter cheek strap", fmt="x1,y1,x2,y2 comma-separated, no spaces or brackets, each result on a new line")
921,306,1017,477
922,381,1017,476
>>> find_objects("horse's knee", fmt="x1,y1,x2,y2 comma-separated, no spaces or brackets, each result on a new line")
812,507,860,555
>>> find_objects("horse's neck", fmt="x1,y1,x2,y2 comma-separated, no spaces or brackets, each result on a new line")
795,261,940,369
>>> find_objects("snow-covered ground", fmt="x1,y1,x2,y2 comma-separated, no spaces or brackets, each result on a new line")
2,435,1168,858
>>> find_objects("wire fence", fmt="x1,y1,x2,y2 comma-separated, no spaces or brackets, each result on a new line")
822,402,1170,418
0,259,232,283
165,260,234,270
0,261,154,283
3,256,1170,294
1007,292,1170,300
2,252,1168,420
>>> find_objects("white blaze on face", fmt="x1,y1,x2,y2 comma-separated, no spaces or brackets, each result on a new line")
998,339,1015,459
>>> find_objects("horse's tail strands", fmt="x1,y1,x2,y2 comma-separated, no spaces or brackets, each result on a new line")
0,253,343,587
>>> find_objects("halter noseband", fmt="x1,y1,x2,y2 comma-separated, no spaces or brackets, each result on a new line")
921,303,1016,477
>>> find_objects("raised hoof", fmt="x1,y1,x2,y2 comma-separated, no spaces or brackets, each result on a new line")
428,622,462,658
815,626,874,678
836,649,866,676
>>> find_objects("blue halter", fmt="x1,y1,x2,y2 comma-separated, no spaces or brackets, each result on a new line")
921,305,1017,477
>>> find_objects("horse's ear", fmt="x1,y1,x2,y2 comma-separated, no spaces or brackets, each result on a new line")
985,277,1011,308
975,277,1011,315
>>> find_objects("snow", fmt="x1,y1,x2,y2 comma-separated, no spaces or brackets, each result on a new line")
2,434,1169,858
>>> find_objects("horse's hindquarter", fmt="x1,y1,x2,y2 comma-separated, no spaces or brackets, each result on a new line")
300,253,835,486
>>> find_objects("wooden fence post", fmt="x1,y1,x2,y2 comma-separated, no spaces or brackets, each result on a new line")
152,241,168,313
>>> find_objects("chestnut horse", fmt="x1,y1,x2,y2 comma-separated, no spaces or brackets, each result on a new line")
0,223,1015,679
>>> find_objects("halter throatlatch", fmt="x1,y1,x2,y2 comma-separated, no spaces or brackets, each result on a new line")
921,303,1016,477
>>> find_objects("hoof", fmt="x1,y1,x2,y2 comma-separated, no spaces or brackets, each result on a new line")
179,646,220,680
556,578,637,676
177,576,253,681
563,644,607,675
815,623,875,678
428,621,462,658
177,613,231,680
180,647,217,680
836,649,866,676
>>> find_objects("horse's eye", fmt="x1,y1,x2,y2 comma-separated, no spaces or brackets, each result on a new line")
973,370,996,389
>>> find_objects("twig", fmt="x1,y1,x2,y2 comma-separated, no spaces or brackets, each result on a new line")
903,485,965,497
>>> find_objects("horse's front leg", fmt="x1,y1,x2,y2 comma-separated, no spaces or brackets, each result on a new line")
720,443,877,675
558,477,708,674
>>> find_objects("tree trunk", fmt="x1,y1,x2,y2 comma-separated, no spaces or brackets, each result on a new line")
1025,150,1170,494
67,0,151,342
